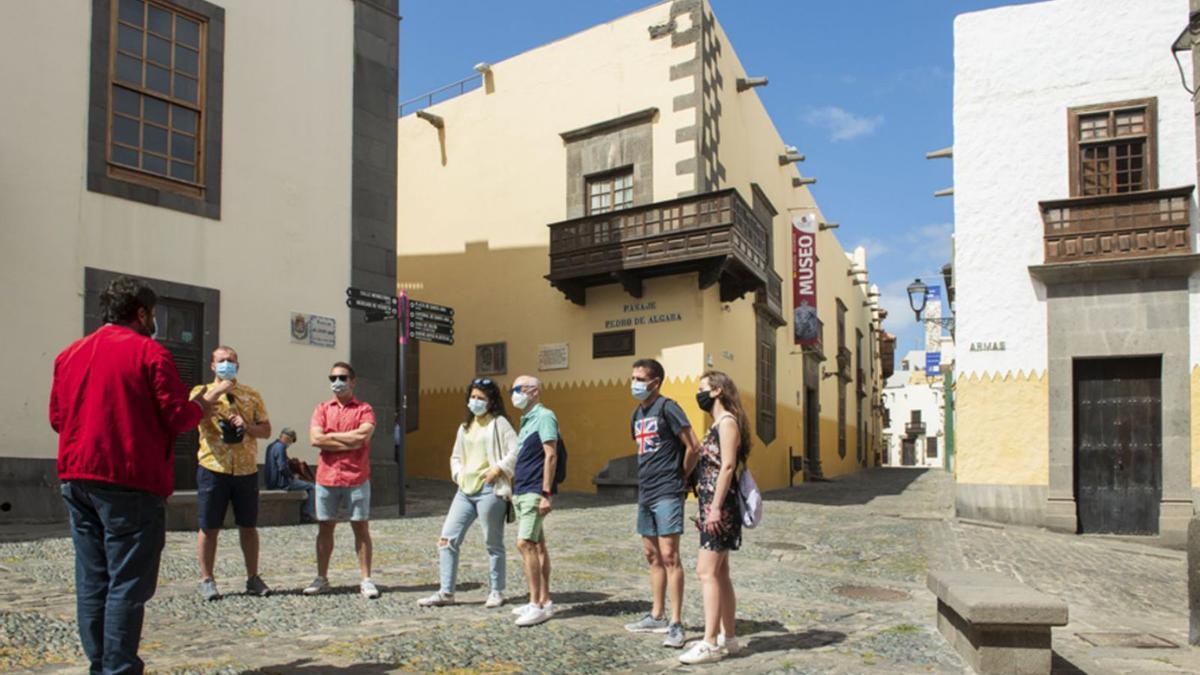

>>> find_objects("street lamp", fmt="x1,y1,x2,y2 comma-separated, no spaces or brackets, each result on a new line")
906,278,928,321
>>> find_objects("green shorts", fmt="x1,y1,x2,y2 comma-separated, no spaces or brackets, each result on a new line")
513,492,547,542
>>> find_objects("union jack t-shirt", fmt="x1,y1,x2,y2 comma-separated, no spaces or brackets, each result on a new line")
630,397,692,505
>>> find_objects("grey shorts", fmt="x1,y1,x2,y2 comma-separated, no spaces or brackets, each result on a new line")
315,481,371,521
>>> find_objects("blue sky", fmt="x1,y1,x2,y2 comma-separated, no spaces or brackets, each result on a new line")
397,0,1043,356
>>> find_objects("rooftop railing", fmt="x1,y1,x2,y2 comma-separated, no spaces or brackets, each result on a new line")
398,73,483,117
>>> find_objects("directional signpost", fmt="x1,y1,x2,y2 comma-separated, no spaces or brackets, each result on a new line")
408,299,454,346
346,287,398,315
344,287,457,517
344,289,455,345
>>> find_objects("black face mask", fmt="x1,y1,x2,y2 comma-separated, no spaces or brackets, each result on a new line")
138,315,157,338
696,390,715,413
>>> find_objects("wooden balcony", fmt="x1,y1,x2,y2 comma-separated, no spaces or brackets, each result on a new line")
905,422,926,437
754,267,785,328
546,189,771,305
802,318,825,360
836,346,852,382
1039,186,1194,264
879,332,896,381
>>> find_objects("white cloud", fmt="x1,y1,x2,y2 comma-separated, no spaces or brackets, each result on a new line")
804,106,884,142
878,278,916,326
903,223,953,265
852,237,890,259
877,277,931,355
873,65,950,97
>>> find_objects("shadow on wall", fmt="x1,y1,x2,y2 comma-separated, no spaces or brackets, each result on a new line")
765,467,928,506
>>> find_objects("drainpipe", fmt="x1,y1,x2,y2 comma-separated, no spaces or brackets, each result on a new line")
1185,0,1200,647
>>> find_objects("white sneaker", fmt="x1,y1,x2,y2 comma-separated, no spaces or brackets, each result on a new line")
417,591,454,607
360,578,380,599
302,576,329,595
485,591,504,609
718,634,741,655
515,604,553,627
511,600,552,615
679,640,724,665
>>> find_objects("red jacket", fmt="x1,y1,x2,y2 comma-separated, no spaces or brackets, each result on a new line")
49,324,203,498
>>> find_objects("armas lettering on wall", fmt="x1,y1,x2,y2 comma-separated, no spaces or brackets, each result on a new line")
969,341,1006,352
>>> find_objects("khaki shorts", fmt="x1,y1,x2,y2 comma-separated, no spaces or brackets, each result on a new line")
513,492,546,542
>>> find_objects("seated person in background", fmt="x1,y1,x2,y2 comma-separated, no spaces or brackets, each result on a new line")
264,428,316,523
290,456,316,483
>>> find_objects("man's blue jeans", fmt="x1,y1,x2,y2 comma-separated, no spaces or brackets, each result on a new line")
287,478,315,519
61,481,165,675
438,484,507,595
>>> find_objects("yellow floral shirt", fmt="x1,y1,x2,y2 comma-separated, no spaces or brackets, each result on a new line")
190,381,269,476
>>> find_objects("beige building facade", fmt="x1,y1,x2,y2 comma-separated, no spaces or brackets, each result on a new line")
0,0,400,521
395,0,886,494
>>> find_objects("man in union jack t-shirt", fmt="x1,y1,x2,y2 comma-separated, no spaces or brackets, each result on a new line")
624,358,700,648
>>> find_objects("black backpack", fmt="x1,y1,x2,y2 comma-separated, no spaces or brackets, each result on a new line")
554,436,567,487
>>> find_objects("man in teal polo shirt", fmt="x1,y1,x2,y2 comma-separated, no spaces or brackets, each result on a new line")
509,375,558,627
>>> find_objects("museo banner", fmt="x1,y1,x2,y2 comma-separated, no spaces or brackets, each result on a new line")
792,213,819,346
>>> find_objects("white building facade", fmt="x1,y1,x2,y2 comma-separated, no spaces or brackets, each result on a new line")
953,0,1199,544
883,342,953,469
0,0,400,521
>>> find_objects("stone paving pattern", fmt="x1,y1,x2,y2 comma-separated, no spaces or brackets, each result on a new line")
0,469,1197,674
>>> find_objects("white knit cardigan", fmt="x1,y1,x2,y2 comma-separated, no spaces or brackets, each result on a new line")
449,415,519,499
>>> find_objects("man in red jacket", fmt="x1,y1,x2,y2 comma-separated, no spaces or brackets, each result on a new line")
49,276,231,675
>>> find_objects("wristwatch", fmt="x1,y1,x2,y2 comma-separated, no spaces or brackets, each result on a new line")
540,490,552,498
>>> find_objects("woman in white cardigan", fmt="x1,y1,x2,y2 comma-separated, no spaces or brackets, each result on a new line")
418,378,518,609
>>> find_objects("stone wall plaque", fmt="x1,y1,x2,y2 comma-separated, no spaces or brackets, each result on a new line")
538,342,569,371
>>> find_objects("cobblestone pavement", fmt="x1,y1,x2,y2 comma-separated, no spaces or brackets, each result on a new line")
1,470,1196,674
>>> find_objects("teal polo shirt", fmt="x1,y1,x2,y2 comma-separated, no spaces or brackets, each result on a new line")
514,403,559,495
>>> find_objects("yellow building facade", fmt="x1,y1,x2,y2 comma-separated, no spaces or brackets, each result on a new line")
396,0,884,493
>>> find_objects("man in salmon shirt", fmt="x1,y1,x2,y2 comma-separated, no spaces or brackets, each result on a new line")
49,276,232,674
303,361,379,599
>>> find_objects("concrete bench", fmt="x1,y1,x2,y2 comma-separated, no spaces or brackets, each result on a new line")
166,489,306,531
593,454,639,501
927,570,1068,675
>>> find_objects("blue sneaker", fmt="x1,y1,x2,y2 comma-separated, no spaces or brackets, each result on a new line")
624,613,669,633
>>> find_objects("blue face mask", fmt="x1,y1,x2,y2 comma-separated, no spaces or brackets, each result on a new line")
215,360,238,381
467,398,489,416
631,380,653,401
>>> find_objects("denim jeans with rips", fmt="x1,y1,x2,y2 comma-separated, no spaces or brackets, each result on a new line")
438,484,507,595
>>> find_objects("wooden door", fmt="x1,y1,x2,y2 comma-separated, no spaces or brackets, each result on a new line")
155,298,206,490
803,386,821,479
901,439,916,466
1074,357,1161,535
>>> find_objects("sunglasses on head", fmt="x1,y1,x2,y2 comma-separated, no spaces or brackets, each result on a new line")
471,378,494,387
328,374,350,383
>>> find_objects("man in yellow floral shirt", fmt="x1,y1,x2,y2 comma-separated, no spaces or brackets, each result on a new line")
190,346,272,601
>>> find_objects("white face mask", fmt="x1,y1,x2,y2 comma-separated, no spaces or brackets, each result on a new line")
331,380,350,394
511,391,530,410
467,398,488,416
